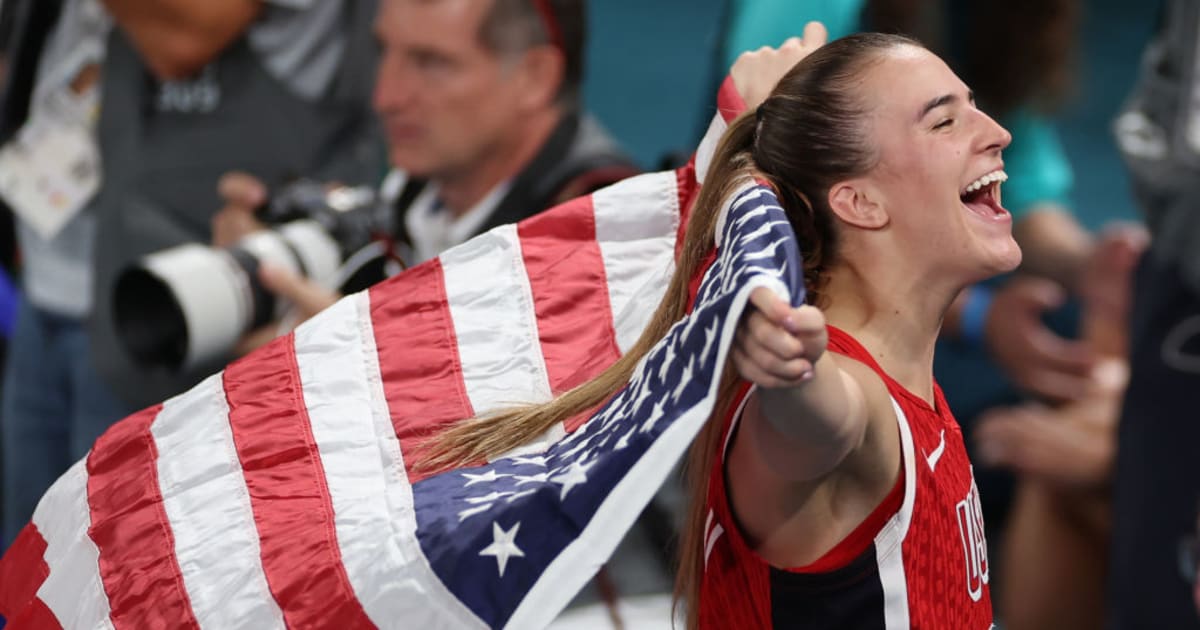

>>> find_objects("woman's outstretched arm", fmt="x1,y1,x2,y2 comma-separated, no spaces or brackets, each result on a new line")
730,287,888,482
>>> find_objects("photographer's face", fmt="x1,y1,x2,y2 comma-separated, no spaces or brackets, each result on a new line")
374,0,531,180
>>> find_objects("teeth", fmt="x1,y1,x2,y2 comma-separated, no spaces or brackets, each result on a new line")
963,170,1008,195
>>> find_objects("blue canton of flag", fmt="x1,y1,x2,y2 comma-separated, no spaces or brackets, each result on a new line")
411,182,807,629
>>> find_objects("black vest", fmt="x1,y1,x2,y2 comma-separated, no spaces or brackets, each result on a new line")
89,2,384,407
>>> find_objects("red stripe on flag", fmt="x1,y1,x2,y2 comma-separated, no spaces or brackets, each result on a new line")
4,596,61,630
370,260,472,482
717,75,747,123
0,523,51,624
518,195,620,430
676,164,699,258
224,337,375,628
86,404,198,629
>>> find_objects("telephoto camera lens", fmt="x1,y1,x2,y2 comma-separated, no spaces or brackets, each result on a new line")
113,181,384,371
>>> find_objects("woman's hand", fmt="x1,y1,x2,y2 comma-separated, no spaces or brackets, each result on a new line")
733,287,827,389
731,21,828,110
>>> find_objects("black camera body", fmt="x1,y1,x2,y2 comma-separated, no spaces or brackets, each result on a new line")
113,179,391,372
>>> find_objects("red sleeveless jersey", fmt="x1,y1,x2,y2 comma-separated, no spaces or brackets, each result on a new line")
697,326,993,628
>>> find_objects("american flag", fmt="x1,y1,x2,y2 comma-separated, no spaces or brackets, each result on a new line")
0,85,800,630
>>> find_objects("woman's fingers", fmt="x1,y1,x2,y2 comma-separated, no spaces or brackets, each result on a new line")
802,21,829,48
736,289,825,386
743,309,804,358
732,344,813,388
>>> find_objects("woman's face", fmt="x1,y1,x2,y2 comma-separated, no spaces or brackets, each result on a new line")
854,46,1021,282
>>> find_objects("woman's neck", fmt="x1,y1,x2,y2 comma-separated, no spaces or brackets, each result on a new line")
820,262,958,405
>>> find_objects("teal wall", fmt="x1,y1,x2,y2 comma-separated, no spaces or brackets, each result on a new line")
583,0,1161,226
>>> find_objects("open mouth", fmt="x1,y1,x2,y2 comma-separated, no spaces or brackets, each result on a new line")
960,170,1008,219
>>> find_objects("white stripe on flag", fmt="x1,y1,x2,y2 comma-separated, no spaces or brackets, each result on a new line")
31,458,114,630
292,292,487,629
593,171,681,353
695,113,727,186
150,375,285,629
440,224,553,410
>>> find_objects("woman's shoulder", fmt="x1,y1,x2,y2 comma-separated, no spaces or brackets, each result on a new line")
824,326,893,412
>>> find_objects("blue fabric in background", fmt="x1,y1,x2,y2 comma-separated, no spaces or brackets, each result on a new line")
0,268,18,339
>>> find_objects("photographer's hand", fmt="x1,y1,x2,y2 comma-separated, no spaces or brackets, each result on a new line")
259,264,341,322
212,171,269,247
233,264,342,356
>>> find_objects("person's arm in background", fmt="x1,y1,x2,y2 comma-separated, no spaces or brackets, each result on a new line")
100,0,262,80
944,109,1149,402
1012,204,1093,290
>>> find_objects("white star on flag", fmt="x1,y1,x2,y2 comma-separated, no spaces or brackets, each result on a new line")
510,455,549,467
658,342,677,382
672,356,695,404
744,236,788,261
550,459,595,500
629,381,653,416
479,521,525,577
462,470,511,487
514,472,550,485
701,320,719,368
640,400,666,434
505,489,537,503
465,491,510,504
458,504,493,522
615,426,636,450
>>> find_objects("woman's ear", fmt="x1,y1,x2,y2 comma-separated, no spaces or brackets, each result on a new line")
827,180,889,229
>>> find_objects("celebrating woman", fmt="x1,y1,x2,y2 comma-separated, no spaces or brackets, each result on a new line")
430,31,1015,628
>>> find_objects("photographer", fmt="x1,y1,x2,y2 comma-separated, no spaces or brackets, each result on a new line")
0,0,381,546
211,0,638,345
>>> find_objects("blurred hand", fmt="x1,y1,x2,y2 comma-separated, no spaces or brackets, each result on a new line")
733,287,827,388
260,263,340,321
985,276,1096,403
212,171,269,248
233,264,342,356
974,359,1127,490
1076,222,1149,324
731,21,828,110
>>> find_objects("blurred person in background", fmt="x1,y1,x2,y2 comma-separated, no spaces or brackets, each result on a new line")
214,0,646,620
0,0,382,548
1107,0,1200,627
213,0,638,328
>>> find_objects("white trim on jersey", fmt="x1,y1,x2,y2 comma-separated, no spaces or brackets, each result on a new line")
875,397,918,629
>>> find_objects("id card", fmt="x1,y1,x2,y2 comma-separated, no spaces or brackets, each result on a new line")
0,51,103,240
0,116,101,239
